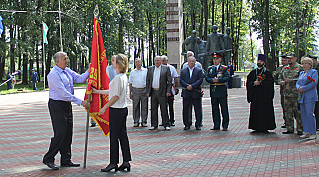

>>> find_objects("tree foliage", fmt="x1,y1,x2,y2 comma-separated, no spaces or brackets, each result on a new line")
0,0,317,84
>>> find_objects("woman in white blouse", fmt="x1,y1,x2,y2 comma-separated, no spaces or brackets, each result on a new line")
93,54,131,172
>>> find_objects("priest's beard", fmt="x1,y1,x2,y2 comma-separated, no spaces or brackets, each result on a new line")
257,63,264,68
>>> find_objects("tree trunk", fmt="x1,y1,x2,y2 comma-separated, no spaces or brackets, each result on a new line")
226,0,230,27
147,12,154,65
262,0,271,71
10,24,15,73
22,53,28,85
212,0,215,26
118,15,124,53
221,0,225,33
203,0,208,40
191,10,196,30
0,29,5,81
35,41,40,79
199,5,204,39
249,19,254,62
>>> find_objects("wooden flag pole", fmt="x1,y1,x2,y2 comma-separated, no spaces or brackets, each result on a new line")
83,92,91,168
83,5,99,168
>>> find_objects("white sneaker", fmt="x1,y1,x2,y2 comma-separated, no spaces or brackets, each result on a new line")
164,126,171,131
300,132,310,138
308,134,317,139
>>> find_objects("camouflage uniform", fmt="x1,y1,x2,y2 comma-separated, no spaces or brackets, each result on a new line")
278,63,303,132
273,66,286,124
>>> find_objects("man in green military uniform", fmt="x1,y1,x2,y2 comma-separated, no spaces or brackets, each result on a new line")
278,52,303,135
205,52,230,131
273,54,288,128
310,54,319,131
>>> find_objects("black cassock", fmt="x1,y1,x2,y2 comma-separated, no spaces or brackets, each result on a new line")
246,67,276,131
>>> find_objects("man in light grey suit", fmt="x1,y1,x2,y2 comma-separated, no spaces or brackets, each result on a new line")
146,56,172,130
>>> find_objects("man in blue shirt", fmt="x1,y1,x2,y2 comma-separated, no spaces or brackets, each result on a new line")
6,72,12,90
43,51,90,170
227,60,234,88
31,69,38,90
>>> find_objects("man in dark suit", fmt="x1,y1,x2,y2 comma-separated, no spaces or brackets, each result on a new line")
180,56,203,130
205,53,230,131
146,56,172,130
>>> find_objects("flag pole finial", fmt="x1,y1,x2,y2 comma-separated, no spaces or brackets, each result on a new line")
94,5,99,18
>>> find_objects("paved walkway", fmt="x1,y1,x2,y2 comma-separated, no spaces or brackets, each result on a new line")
0,85,319,177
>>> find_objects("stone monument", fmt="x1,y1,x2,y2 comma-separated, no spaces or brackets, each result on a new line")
206,25,225,65
198,40,208,71
182,30,201,62
223,27,233,64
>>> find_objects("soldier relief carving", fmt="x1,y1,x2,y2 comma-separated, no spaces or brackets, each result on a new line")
182,25,233,71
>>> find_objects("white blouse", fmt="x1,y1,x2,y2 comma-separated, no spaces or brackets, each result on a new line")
109,73,127,108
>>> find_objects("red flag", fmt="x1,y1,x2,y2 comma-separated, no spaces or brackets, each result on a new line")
84,18,110,137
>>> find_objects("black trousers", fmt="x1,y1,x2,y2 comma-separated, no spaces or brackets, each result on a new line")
167,95,175,123
109,107,132,164
183,98,202,127
43,99,73,164
211,97,229,129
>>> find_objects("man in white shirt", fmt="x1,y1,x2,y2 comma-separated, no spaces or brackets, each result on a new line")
129,58,148,127
146,56,172,130
182,51,203,71
161,55,179,126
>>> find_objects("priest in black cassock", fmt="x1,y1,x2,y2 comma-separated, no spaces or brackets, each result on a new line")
246,54,276,134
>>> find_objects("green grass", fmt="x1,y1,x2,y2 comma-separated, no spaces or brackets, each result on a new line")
0,81,87,95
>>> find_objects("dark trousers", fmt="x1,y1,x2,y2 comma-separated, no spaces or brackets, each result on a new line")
109,107,131,164
151,90,170,127
183,98,202,127
32,81,37,90
228,77,233,88
167,95,175,123
43,99,73,164
211,97,229,129
315,101,319,130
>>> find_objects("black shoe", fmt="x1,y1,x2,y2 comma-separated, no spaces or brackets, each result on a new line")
251,130,261,133
282,131,294,134
222,128,228,131
297,131,303,135
101,164,118,172
210,127,220,130
196,126,201,130
159,123,163,126
171,122,175,126
61,162,80,167
184,126,190,130
44,162,59,170
118,162,131,172
262,130,270,134
90,123,96,127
